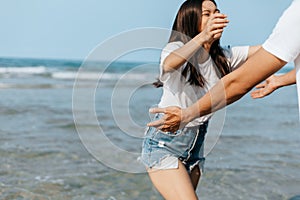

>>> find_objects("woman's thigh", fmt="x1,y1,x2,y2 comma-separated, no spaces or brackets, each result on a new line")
148,159,198,200
190,165,201,190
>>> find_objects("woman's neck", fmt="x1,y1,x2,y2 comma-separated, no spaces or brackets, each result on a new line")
198,46,210,64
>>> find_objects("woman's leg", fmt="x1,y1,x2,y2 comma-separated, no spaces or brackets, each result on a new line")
190,165,201,190
148,159,198,200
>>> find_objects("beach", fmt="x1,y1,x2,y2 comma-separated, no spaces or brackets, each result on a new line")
0,57,299,200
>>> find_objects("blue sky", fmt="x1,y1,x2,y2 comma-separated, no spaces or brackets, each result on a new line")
0,0,293,62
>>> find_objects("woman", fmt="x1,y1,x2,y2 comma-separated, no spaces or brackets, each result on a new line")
140,0,259,199
147,0,299,134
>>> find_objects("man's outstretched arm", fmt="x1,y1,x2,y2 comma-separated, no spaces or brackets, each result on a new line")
148,47,287,132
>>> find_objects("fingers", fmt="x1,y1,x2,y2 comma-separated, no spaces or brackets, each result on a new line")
147,106,182,132
255,83,266,89
210,13,229,24
202,24,226,40
149,107,166,114
211,29,225,38
211,23,228,30
211,18,229,26
207,14,229,37
251,91,261,99
147,118,164,128
251,88,269,99
251,90,263,99
209,21,228,31
147,107,166,127
200,13,229,42
212,13,227,19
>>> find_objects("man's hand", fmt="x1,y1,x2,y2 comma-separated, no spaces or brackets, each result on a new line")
251,75,278,99
147,106,189,133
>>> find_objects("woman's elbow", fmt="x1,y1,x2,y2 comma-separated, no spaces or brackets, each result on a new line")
162,59,174,73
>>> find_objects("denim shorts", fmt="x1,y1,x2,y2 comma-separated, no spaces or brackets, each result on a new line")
140,114,208,172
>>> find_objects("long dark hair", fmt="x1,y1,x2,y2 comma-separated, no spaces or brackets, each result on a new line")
154,0,231,88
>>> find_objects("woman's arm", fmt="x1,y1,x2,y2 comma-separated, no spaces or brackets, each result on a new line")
163,13,229,73
148,47,287,132
251,69,296,99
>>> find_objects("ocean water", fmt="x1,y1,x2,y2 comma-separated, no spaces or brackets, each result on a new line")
0,57,299,200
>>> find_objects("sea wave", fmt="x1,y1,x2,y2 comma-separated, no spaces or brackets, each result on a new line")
52,71,154,81
0,63,293,84
0,66,47,74
0,66,156,81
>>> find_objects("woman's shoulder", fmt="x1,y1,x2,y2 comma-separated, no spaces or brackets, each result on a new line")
222,45,249,58
160,41,185,60
223,45,250,70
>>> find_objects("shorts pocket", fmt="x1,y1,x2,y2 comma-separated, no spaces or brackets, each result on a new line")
159,129,183,137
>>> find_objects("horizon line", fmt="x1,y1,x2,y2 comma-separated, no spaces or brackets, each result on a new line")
0,56,159,64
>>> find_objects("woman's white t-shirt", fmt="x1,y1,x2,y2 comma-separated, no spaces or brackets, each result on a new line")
158,41,249,127
263,0,300,116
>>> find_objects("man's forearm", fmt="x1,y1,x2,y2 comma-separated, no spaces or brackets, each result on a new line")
185,48,287,121
185,74,245,121
276,69,296,89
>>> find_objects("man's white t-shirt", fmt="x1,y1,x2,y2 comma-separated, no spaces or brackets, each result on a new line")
158,41,249,127
263,0,300,116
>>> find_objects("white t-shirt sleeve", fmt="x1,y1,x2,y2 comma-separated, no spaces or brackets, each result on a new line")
159,41,185,83
263,0,300,62
225,46,249,70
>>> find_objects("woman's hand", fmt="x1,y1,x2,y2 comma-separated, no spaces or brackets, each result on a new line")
200,13,229,44
147,106,191,132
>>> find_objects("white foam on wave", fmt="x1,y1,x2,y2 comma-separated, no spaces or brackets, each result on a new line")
0,66,47,74
0,66,155,82
52,72,99,80
51,71,152,81
0,83,11,88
